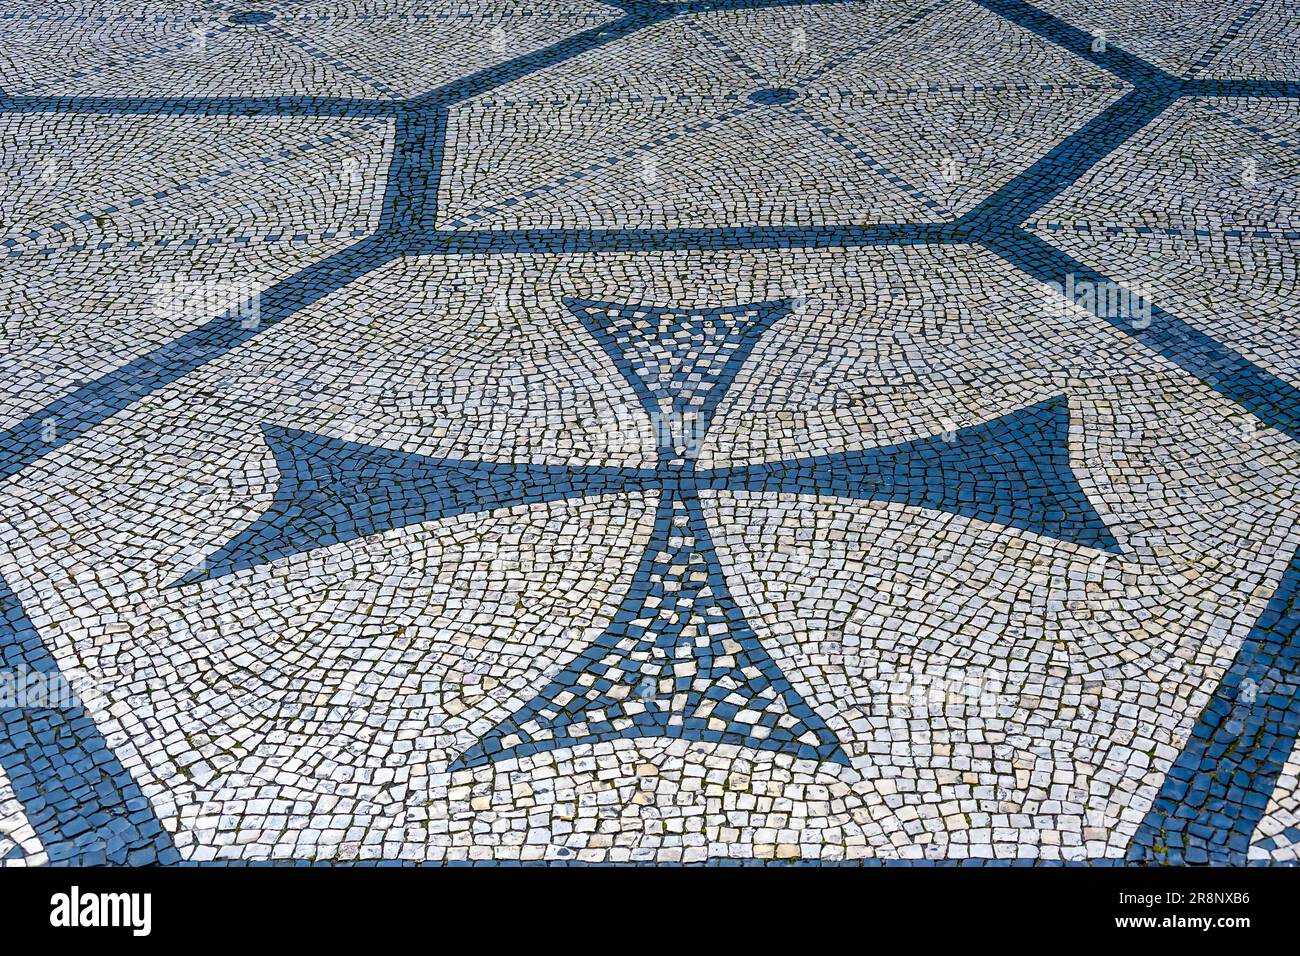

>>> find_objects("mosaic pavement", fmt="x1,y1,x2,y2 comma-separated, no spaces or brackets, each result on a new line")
1,0,1299,866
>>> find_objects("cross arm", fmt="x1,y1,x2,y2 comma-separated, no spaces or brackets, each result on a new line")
699,396,1122,553
176,425,660,584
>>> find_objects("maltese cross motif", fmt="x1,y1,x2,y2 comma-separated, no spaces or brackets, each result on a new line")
183,296,1119,768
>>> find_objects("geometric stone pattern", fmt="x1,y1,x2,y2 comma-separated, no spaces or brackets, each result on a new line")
1,0,1298,864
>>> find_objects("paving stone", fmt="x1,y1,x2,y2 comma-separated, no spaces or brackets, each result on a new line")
0,0,1297,867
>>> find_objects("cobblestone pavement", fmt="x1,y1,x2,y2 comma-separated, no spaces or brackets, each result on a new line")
1,0,1298,866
